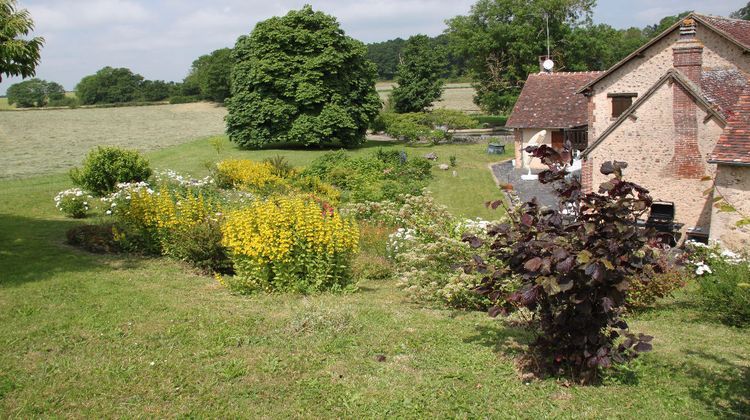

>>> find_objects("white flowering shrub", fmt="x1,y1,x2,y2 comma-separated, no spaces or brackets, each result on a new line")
54,188,93,218
154,169,214,189
684,241,750,327
345,193,508,310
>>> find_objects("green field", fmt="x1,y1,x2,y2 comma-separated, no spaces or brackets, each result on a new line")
0,131,748,417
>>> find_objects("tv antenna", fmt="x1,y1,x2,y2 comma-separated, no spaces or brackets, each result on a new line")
542,12,554,72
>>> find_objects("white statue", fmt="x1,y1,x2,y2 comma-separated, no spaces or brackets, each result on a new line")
522,129,546,180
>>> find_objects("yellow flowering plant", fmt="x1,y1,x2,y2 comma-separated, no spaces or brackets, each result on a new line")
221,195,359,293
213,159,290,194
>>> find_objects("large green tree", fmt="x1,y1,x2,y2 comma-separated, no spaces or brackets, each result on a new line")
226,6,381,148
6,77,64,107
390,34,446,113
446,0,595,113
0,0,43,83
185,48,233,102
75,67,144,105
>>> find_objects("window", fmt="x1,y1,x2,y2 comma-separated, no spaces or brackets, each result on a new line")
608,93,637,118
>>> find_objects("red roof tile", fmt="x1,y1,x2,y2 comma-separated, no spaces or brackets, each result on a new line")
710,86,750,165
506,72,603,129
698,14,750,50
701,68,749,118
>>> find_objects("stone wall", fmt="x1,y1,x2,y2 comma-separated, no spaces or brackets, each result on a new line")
589,24,745,140
587,82,723,233
710,165,750,251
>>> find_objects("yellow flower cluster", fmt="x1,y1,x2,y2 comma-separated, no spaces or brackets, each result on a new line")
121,187,214,233
215,159,288,191
221,196,359,266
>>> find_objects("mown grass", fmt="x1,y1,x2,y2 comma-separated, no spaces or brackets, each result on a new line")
0,137,748,417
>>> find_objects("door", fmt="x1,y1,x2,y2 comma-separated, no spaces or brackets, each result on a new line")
551,130,564,151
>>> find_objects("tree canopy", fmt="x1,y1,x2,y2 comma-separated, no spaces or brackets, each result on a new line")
76,67,145,105
6,78,64,107
0,0,44,83
184,48,233,102
390,34,446,113
226,6,381,148
731,2,750,20
446,0,597,114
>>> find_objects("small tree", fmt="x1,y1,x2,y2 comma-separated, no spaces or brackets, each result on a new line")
226,6,381,148
463,145,660,384
0,0,44,83
6,78,65,107
390,35,446,113
75,67,144,105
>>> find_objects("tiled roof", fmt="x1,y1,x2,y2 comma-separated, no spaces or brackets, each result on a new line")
701,68,749,118
506,71,603,129
577,13,750,94
710,86,750,165
698,14,750,50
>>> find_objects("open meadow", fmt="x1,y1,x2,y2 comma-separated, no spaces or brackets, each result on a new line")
0,109,748,416
0,102,227,179
376,82,479,113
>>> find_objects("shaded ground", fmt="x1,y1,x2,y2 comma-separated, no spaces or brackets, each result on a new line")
0,102,227,179
491,160,558,208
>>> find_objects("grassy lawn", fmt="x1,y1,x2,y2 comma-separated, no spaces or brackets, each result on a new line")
1,137,748,417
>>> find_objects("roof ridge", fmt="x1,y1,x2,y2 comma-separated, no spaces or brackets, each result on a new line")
531,71,605,75
695,13,750,23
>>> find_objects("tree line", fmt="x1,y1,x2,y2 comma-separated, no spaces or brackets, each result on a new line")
3,0,749,114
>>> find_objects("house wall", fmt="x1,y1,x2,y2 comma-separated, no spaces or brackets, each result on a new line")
588,24,747,141
710,165,750,251
587,82,723,233
518,128,554,169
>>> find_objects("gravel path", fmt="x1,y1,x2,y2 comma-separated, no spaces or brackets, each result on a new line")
491,161,558,208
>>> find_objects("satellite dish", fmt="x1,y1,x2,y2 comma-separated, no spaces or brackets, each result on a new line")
542,59,554,72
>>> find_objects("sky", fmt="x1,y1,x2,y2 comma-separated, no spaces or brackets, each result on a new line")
1,0,747,95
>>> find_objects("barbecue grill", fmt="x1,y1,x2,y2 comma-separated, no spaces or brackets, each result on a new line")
638,201,684,246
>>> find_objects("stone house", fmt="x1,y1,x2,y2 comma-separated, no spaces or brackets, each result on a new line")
506,71,602,169
576,14,750,249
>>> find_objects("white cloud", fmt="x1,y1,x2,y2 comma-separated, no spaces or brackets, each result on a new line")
26,0,152,32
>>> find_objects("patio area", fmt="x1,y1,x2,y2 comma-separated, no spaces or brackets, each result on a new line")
491,160,558,208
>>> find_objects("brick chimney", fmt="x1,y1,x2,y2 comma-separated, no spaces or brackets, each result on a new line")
673,18,703,83
670,17,705,179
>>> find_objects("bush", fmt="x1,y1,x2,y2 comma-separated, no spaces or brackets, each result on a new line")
463,149,661,383
345,194,498,310
162,218,233,274
66,224,119,253
47,96,78,108
473,115,508,128
103,182,221,258
169,95,201,104
70,147,152,196
427,109,479,130
213,159,289,194
54,188,93,218
686,242,750,327
302,149,431,203
627,270,686,309
220,196,359,293
226,6,381,148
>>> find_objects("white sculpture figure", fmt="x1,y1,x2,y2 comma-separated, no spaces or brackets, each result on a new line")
521,129,546,180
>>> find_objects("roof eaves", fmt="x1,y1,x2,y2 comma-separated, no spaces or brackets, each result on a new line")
707,158,750,166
